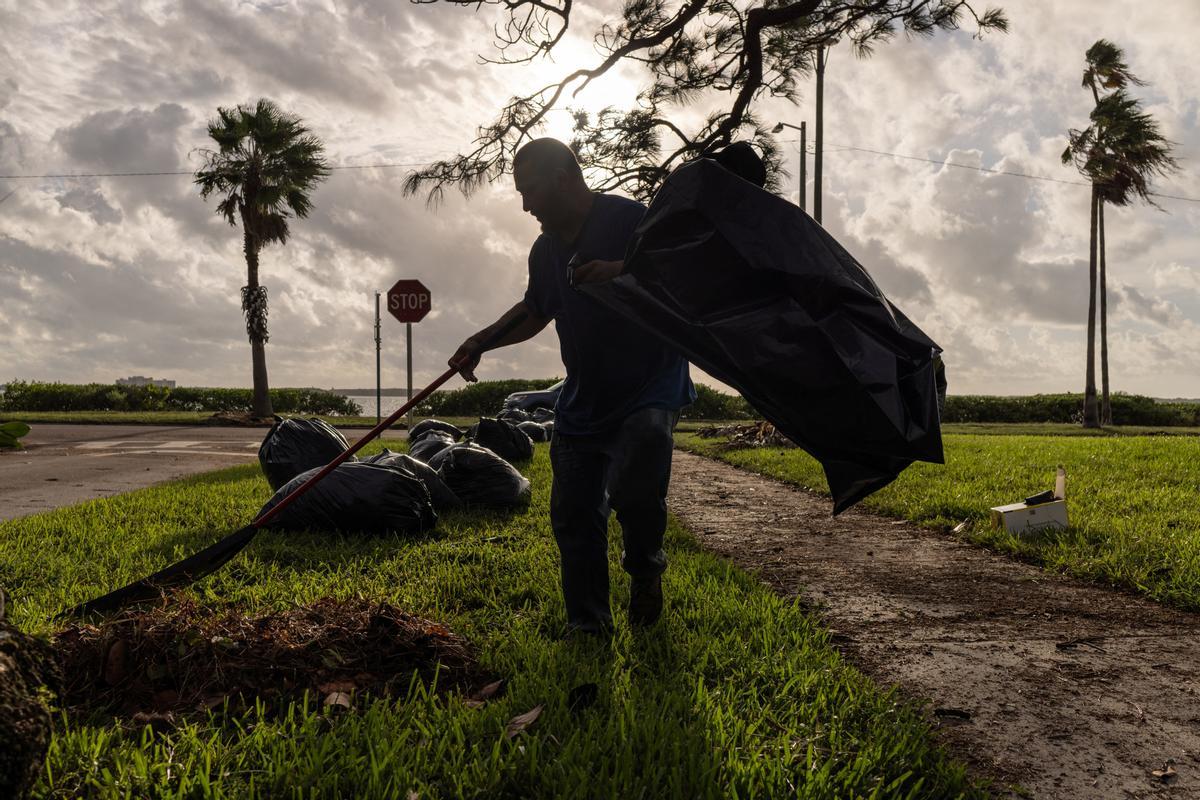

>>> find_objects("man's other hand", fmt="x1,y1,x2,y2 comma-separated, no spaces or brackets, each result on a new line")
448,337,483,382
572,259,623,285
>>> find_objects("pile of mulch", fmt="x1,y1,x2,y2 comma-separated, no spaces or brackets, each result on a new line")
54,598,493,721
203,411,276,426
2,592,61,799
695,421,795,448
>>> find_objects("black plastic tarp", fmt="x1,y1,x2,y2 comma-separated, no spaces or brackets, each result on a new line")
583,158,944,513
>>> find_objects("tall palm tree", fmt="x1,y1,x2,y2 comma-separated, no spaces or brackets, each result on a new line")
194,99,330,418
1063,41,1176,426
1091,91,1178,423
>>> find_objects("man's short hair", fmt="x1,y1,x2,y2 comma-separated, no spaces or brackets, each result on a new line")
709,141,767,188
514,138,584,179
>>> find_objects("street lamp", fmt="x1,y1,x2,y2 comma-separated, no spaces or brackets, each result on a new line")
771,121,807,213
812,39,841,225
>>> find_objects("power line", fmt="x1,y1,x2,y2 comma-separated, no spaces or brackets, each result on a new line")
4,143,1197,204
0,161,436,180
811,141,1199,204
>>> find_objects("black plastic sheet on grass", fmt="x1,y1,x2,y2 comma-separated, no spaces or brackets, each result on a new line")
583,158,944,513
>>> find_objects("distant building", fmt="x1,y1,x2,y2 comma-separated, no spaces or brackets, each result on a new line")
116,375,176,388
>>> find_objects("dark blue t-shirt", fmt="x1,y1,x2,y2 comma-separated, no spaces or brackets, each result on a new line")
523,193,695,435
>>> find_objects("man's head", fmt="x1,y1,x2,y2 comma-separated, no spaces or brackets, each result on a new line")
513,138,589,235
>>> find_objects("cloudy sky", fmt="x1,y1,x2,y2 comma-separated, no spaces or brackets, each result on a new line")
1,0,1197,399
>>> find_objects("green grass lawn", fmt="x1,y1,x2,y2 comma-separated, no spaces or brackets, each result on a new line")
1,440,983,799
678,432,1200,611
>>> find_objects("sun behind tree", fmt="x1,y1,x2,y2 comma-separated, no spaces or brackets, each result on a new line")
194,99,330,418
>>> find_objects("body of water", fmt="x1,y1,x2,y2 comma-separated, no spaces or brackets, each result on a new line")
344,395,409,417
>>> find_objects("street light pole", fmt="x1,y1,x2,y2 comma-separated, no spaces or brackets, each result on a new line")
771,120,808,212
815,44,826,225
799,120,807,213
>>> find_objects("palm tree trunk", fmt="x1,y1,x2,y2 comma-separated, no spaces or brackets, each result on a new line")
242,225,274,419
1099,200,1111,426
1083,184,1100,428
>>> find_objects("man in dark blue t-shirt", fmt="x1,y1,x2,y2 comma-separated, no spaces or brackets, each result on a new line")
448,138,695,635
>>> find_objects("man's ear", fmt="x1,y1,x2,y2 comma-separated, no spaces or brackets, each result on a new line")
553,168,572,192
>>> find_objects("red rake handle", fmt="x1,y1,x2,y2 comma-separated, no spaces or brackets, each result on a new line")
251,312,527,529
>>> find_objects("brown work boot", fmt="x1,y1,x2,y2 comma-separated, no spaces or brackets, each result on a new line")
628,574,664,627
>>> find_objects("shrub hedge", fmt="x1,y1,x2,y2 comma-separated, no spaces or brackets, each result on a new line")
415,378,562,417
0,381,361,416
681,384,754,420
942,393,1200,426
8,380,1193,426
415,379,754,419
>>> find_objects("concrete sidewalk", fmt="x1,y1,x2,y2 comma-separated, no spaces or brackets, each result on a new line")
669,449,1199,800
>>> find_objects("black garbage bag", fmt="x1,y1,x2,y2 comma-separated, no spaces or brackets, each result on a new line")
361,449,461,510
470,417,533,462
257,462,436,535
408,419,463,442
583,158,944,514
435,443,531,508
530,407,556,423
497,408,533,424
258,417,351,492
517,420,550,443
408,433,457,463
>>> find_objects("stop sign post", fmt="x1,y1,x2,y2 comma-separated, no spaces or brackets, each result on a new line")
386,279,432,427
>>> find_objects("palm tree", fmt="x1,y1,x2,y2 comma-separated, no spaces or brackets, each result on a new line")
1063,41,1176,426
194,99,330,418
1093,92,1178,422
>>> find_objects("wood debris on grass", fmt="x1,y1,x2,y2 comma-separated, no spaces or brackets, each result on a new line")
54,597,493,719
695,421,795,449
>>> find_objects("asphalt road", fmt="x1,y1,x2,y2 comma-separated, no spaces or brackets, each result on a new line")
0,425,266,522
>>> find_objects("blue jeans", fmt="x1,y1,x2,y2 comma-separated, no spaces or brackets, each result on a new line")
549,406,680,631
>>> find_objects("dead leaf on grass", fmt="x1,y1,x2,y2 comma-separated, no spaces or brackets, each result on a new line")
505,704,543,738
474,680,504,701
324,691,352,712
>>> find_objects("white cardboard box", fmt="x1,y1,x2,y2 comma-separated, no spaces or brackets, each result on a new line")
989,499,1068,535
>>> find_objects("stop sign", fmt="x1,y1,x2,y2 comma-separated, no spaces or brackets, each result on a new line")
387,279,431,323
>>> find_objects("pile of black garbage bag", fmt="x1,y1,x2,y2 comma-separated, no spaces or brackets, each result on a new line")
59,415,544,618
255,414,538,536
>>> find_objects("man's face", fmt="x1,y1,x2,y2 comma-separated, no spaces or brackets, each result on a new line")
514,162,565,233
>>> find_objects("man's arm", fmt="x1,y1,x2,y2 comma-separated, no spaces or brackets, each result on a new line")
448,300,551,382
571,259,623,285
